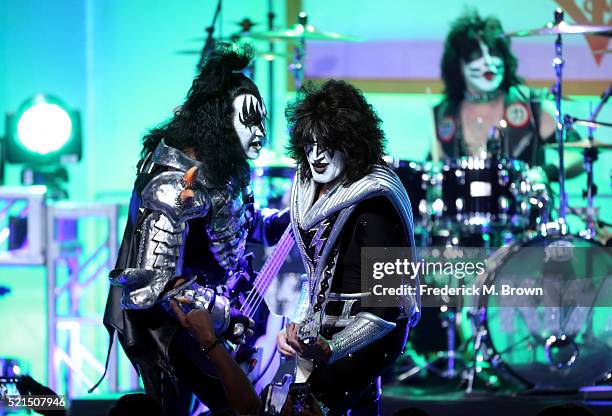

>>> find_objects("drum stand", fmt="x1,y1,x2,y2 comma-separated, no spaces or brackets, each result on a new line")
463,306,528,393
288,13,307,89
397,308,464,382
465,308,487,394
465,13,570,389
552,9,569,229
573,82,612,239
440,309,460,379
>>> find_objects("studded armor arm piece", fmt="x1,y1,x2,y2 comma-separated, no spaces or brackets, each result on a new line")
110,212,184,309
327,312,396,364
110,167,211,310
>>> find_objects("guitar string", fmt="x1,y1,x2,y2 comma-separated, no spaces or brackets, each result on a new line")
245,238,295,317
240,227,291,315
240,227,293,316
240,228,290,313
242,235,294,317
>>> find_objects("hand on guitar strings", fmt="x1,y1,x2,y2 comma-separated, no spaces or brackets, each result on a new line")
278,322,332,363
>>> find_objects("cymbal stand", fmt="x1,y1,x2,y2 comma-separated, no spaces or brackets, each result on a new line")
267,0,276,145
552,8,568,228
582,83,612,238
289,12,307,89
198,0,223,71
465,307,487,394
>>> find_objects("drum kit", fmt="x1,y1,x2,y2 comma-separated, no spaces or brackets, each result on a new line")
181,8,612,393
394,10,612,393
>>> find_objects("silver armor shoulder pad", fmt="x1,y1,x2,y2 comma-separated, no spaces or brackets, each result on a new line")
328,311,396,364
141,171,210,225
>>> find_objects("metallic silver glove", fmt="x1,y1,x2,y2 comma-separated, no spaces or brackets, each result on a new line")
161,279,231,334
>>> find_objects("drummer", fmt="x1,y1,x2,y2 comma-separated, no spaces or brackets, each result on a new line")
432,10,582,183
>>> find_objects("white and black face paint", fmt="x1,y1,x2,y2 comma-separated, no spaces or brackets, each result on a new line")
461,40,504,94
232,94,266,160
305,139,347,184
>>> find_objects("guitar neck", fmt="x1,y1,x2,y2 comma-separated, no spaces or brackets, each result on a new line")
240,226,295,317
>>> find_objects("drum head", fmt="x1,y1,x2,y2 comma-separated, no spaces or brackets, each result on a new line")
483,235,612,389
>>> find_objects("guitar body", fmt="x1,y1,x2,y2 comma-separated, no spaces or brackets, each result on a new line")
264,318,409,414
252,312,288,392
262,354,298,414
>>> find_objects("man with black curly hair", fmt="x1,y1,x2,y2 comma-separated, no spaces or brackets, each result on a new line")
99,44,288,415
433,10,582,183
275,80,420,415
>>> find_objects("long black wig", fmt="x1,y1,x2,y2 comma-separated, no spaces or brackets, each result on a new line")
142,43,262,191
441,10,522,105
286,79,386,184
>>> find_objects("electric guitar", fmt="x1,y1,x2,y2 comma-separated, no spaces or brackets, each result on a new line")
262,306,409,413
232,226,296,389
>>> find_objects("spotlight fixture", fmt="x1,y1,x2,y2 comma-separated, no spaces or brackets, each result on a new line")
5,94,82,164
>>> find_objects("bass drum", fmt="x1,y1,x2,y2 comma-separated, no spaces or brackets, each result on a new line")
391,159,434,246
478,234,612,389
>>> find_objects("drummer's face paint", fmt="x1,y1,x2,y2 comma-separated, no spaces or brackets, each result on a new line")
305,139,346,184
232,94,267,160
461,40,504,94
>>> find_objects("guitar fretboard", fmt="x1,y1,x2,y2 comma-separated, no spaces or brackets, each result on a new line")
240,226,295,318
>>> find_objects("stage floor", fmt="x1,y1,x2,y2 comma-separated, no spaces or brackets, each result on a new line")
382,383,612,416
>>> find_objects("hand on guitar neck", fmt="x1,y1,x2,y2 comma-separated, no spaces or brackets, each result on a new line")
277,322,331,363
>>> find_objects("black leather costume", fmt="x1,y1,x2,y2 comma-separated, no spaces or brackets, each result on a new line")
101,140,288,414
289,165,420,414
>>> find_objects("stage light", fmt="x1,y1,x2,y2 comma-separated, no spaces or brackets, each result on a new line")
17,102,72,154
5,94,82,164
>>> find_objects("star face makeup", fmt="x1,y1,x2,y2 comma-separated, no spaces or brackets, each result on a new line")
461,40,505,95
305,139,347,184
232,94,267,160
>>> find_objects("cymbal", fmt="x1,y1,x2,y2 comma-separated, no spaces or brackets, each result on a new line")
594,49,612,54
176,50,288,61
236,18,258,31
544,140,612,151
507,21,612,37
243,24,362,42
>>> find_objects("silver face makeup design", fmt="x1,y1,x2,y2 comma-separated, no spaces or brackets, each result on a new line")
232,94,267,160
305,139,347,184
461,40,505,94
